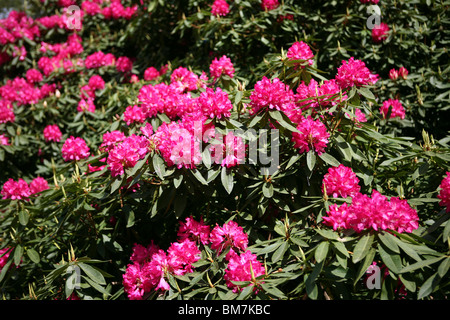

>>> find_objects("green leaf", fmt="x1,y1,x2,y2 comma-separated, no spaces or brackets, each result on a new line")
318,153,340,167
78,263,106,285
221,166,234,194
377,232,400,254
314,241,329,263
418,272,440,299
306,150,316,171
358,87,376,101
352,233,374,263
377,242,402,274
272,241,288,263
18,210,30,226
399,256,445,274
353,247,376,287
152,153,166,180
262,182,273,198
26,248,40,264
14,245,23,266
82,275,111,296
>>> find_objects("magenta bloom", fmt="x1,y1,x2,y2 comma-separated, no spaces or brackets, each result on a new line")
116,56,133,73
209,55,235,80
88,75,105,91
437,172,450,213
398,67,409,80
389,68,399,81
372,22,389,43
323,190,419,234
249,76,296,115
61,136,90,162
380,98,405,119
197,87,233,119
43,124,62,142
1,178,31,200
335,57,379,89
0,100,15,124
224,250,265,293
0,134,9,146
77,98,96,113
123,105,146,125
143,67,160,81
210,220,248,253
286,41,315,68
25,68,43,84
106,134,149,177
99,130,126,153
177,216,211,245
322,164,361,198
30,177,49,195
261,0,279,11
292,116,330,155
211,0,230,17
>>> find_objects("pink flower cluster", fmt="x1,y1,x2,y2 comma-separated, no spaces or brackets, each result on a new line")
286,41,315,68
106,134,149,177
437,172,450,213
323,190,419,234
209,55,235,80
379,98,405,119
0,77,56,108
335,57,379,89
372,22,389,43
211,0,230,17
61,136,90,162
249,76,296,115
389,67,409,81
43,124,63,142
261,0,279,11
84,50,116,69
291,116,330,155
0,134,9,145
0,100,15,124
322,164,361,198
123,217,264,299
1,176,49,200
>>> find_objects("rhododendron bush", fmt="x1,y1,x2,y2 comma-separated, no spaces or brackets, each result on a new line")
0,0,449,301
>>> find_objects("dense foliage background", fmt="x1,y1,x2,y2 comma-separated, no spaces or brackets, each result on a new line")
0,0,449,300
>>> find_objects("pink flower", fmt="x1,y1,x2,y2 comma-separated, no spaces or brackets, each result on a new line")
211,0,230,16
0,100,15,124
437,172,450,213
1,178,31,200
0,134,9,145
43,124,62,142
209,55,235,80
261,0,279,11
30,177,49,195
170,66,206,92
335,57,379,89
84,51,115,69
249,76,296,115
291,116,330,155
322,164,361,198
380,98,405,119
323,190,419,233
61,136,90,161
123,105,146,125
0,248,12,270
389,68,399,81
398,67,408,80
26,68,43,83
210,131,246,168
143,67,160,81
372,22,389,43
88,75,105,91
130,242,160,265
177,216,211,245
77,98,96,113
224,250,265,293
167,239,201,275
99,130,126,153
210,220,248,254
122,262,153,300
197,87,233,119
116,56,133,73
106,134,149,177
286,41,314,68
